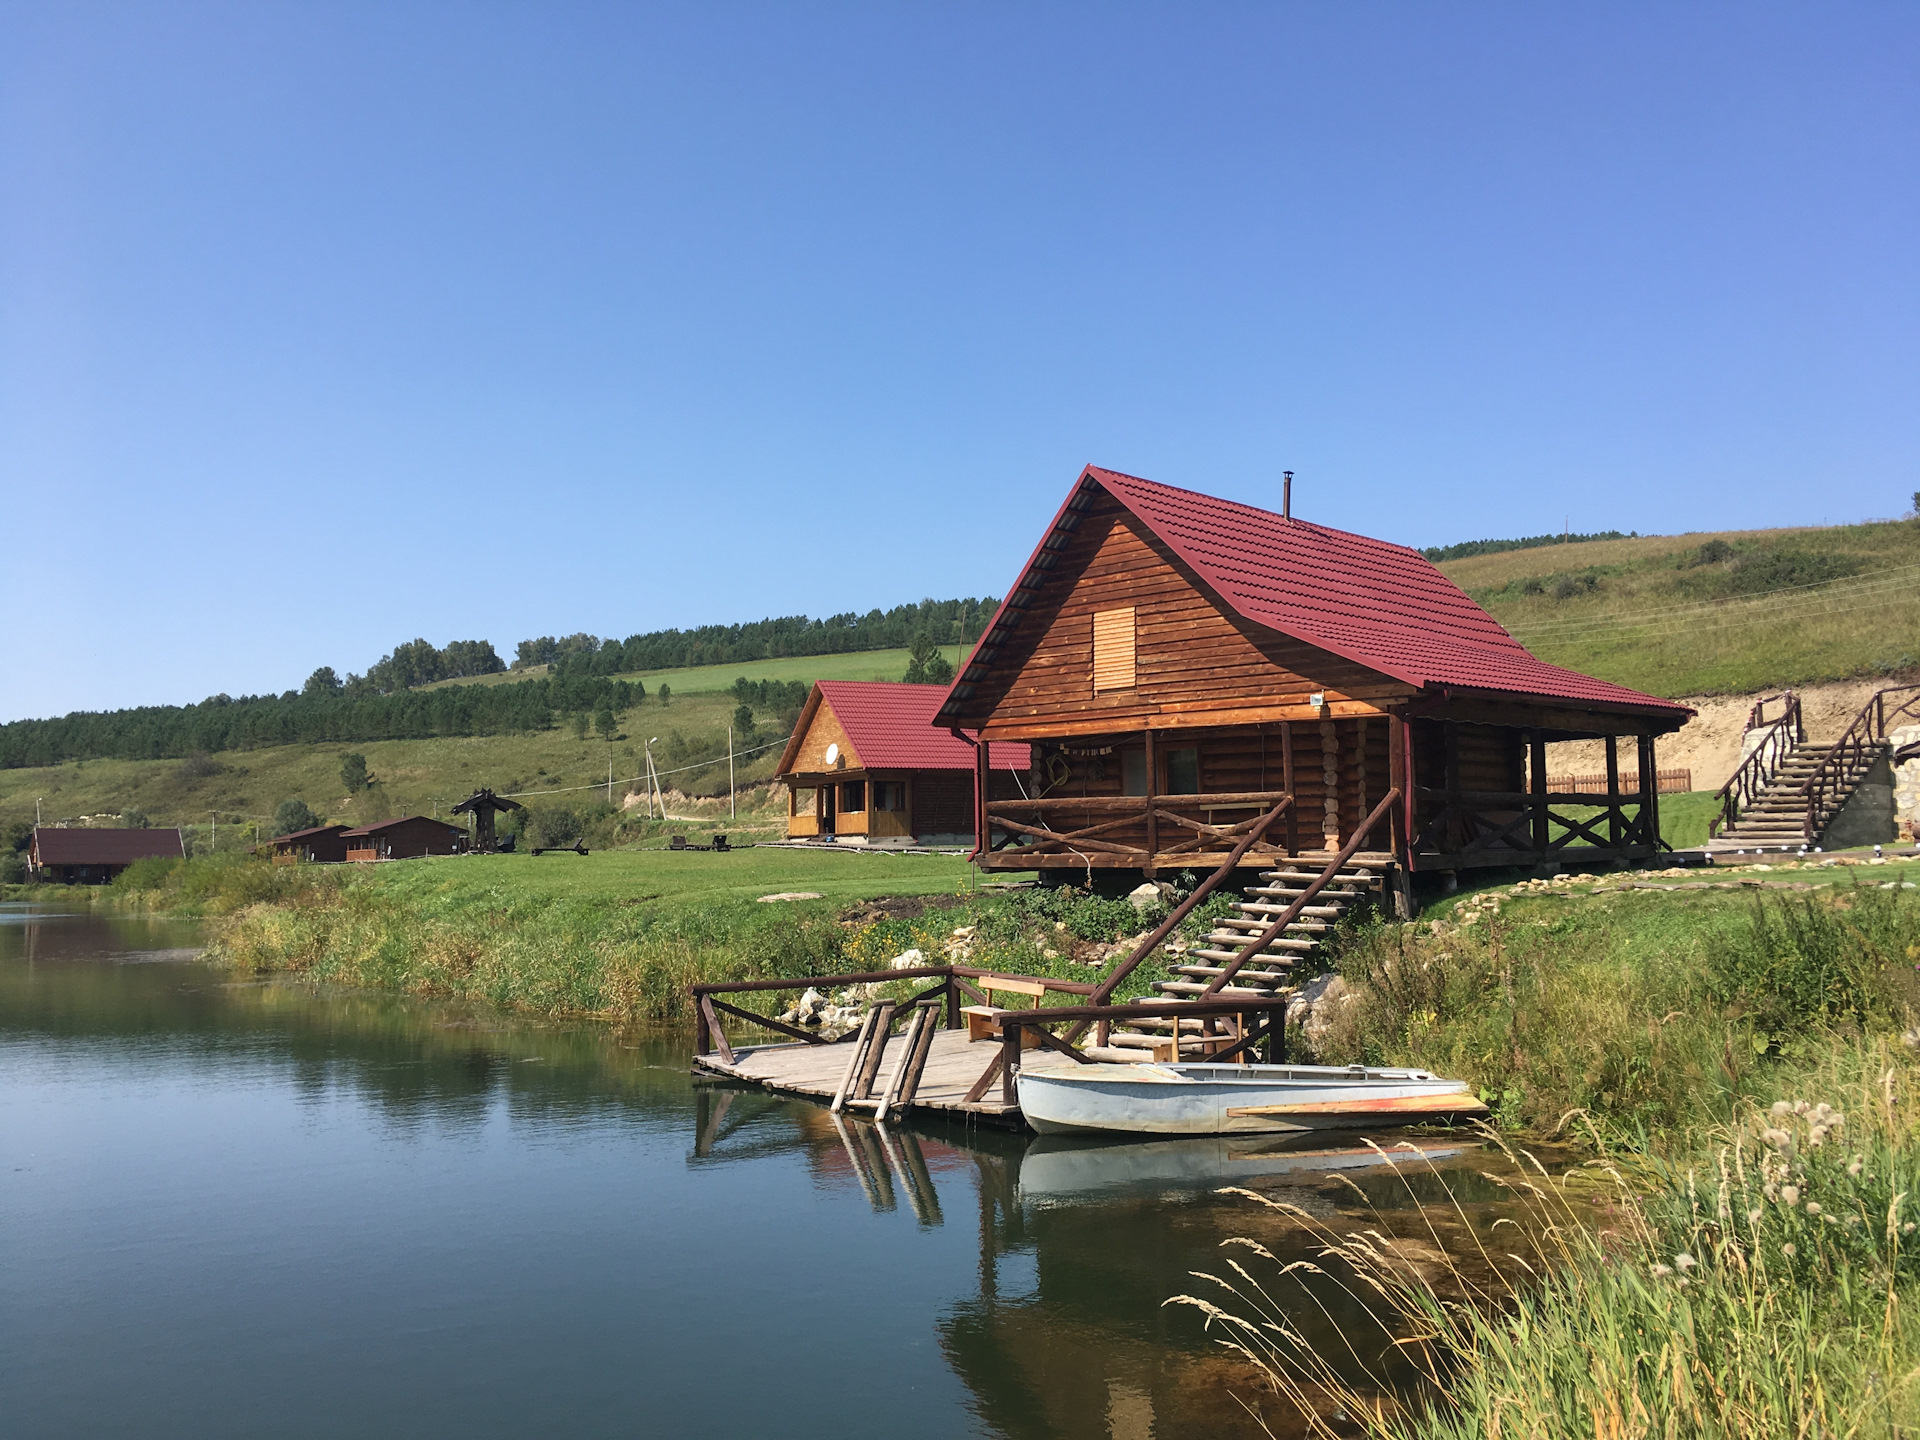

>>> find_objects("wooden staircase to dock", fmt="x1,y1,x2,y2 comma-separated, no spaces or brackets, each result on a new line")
1088,859,1387,1061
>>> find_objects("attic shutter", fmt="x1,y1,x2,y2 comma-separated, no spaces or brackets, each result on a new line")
1092,607,1136,692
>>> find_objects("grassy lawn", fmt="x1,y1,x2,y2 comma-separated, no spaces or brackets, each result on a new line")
377,845,980,910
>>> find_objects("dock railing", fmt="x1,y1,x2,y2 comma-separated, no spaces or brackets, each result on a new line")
688,795,1343,1116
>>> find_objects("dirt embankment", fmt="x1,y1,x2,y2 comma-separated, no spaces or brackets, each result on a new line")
1550,679,1892,791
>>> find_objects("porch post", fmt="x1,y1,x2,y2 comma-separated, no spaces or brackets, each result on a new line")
1638,732,1662,853
1388,712,1414,918
1443,721,1463,854
1528,729,1549,860
975,737,989,855
1143,728,1158,875
1280,722,1297,857
1604,734,1622,856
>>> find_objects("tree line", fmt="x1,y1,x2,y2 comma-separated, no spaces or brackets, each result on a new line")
534,596,998,677
0,674,645,770
1422,530,1636,563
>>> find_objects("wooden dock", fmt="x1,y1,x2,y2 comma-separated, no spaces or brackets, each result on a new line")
693,1029,1085,1128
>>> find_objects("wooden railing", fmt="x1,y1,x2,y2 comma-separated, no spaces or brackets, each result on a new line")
1712,692,1803,839
1411,788,1657,860
1800,684,1920,843
690,964,1095,1066
984,790,1293,863
690,796,1321,1114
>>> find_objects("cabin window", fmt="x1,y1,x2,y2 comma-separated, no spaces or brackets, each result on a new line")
791,788,816,816
1121,750,1148,796
1165,747,1200,795
872,781,906,812
839,781,866,813
1092,607,1136,692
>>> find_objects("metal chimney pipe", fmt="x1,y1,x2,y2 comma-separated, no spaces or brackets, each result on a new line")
1282,471,1293,520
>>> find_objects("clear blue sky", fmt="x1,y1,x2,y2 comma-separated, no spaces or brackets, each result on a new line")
4,3,1915,722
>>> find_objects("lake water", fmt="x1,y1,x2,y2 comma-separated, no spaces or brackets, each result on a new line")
1,904,1500,1439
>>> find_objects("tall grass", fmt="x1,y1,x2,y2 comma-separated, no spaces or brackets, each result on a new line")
1311,881,1920,1137
1169,1040,1920,1439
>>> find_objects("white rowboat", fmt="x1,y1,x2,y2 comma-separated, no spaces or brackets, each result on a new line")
1015,1061,1487,1136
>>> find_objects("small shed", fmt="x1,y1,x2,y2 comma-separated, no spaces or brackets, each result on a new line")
265,824,351,864
29,827,185,884
340,816,467,862
775,681,1029,846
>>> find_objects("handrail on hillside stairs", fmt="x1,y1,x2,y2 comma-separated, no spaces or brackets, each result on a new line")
1799,683,1920,843
1712,691,1802,839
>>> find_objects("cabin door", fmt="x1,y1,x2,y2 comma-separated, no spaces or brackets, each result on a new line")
819,784,836,835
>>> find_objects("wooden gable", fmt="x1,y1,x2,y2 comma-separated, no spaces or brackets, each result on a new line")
953,491,1415,741
787,693,862,775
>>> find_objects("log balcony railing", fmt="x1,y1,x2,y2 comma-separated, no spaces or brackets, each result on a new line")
1410,787,1660,866
982,789,1297,866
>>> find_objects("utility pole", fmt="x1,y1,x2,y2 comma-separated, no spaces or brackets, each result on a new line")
210,812,216,853
646,739,660,819
728,725,735,820
607,759,613,806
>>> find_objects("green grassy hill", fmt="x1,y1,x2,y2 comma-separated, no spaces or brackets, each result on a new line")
12,518,1918,840
422,644,965,694
1437,518,1920,697
0,648,984,839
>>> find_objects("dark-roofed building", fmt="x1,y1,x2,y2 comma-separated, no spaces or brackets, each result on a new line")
265,824,351,864
340,816,466,862
937,465,1694,881
30,827,186,884
776,682,1029,847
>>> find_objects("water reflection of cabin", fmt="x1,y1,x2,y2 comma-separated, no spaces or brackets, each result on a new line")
935,466,1693,882
777,682,1029,846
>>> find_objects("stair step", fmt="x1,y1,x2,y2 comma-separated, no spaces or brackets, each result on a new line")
1151,983,1276,1001
1188,944,1311,962
1171,964,1291,982
1257,869,1382,886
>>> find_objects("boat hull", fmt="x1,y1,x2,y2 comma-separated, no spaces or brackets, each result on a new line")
1015,1062,1487,1136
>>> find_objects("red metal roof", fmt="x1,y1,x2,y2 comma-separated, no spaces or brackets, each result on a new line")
939,466,1693,723
803,682,1030,773
32,827,185,866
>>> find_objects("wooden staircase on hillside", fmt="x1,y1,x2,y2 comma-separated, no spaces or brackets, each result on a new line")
1712,686,1920,852
1086,858,1387,1060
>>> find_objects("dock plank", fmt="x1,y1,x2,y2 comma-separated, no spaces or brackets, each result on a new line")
693,1027,1082,1126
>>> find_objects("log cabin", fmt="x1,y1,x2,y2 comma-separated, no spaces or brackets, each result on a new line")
776,682,1030,846
934,466,1693,885
28,826,185,883
340,815,467,861
264,823,351,864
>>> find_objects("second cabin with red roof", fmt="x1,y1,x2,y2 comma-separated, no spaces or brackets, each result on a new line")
935,465,1694,891
776,682,1029,847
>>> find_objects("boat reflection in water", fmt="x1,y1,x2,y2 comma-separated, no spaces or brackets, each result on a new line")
1017,1129,1476,1204
692,1082,1491,1440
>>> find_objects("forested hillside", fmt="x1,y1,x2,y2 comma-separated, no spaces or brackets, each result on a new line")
0,597,996,771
